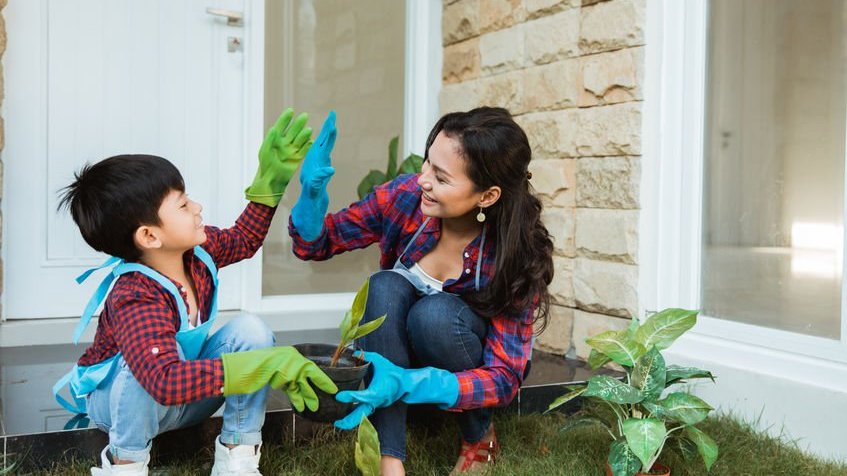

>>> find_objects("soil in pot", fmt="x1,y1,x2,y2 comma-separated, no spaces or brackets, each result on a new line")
292,343,370,423
606,463,671,476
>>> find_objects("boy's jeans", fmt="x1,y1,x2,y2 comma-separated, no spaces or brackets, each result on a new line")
357,271,492,461
86,314,274,463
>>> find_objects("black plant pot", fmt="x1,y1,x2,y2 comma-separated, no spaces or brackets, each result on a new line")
292,343,370,423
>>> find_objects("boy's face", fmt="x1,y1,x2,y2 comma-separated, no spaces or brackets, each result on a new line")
153,189,207,251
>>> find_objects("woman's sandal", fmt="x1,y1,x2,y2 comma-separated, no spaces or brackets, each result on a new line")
453,429,499,473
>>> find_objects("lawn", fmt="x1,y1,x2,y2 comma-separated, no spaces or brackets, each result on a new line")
26,412,847,475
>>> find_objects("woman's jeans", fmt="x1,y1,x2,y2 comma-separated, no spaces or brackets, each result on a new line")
357,271,492,461
86,314,274,463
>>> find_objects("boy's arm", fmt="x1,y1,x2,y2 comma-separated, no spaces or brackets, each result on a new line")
201,202,275,269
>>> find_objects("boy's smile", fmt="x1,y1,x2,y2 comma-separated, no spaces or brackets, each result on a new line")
155,189,207,250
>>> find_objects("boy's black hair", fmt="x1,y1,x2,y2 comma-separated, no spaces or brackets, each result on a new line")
58,154,185,262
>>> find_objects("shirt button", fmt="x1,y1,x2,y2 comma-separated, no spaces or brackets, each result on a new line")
151,347,159,354
464,252,470,258
465,268,471,274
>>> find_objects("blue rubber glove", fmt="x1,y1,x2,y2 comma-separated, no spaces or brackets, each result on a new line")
291,110,337,241
333,351,460,430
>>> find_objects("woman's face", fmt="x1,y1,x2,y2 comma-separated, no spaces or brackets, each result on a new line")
417,131,484,219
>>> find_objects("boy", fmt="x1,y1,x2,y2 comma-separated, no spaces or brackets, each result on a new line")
53,109,339,476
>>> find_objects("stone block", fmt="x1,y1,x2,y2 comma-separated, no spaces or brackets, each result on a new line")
580,46,644,106
480,0,525,33
443,38,481,84
440,80,482,114
528,159,570,197
575,102,641,156
479,70,524,114
542,206,575,257
522,59,580,111
573,258,638,318
527,0,579,19
535,305,574,354
580,0,645,54
443,0,481,46
525,9,579,65
515,109,579,159
571,309,632,360
480,24,525,75
576,156,639,209
576,208,638,264
549,256,575,307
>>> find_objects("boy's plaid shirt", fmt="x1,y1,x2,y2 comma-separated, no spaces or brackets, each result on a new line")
77,202,275,405
289,174,534,410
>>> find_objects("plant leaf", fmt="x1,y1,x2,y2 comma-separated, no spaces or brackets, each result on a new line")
675,436,699,461
386,136,399,178
352,315,386,340
350,278,370,327
583,375,643,404
357,170,388,200
355,416,381,476
622,418,667,471
634,308,698,351
559,415,610,433
398,153,424,175
666,365,716,385
608,439,641,476
588,348,612,370
631,347,667,402
339,310,355,343
585,330,646,367
642,401,666,419
657,392,713,426
686,425,719,471
545,386,586,413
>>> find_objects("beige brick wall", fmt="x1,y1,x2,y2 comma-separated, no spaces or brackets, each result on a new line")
440,0,644,357
0,0,7,315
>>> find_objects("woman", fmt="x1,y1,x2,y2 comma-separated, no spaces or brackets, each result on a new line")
289,107,554,475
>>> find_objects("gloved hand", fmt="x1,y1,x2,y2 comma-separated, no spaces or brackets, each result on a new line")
291,111,337,241
245,108,313,207
333,351,459,430
221,346,338,412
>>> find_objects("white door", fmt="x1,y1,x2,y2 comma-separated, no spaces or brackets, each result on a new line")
3,0,247,319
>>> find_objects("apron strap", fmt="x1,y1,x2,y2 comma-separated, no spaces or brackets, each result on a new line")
52,370,87,414
72,257,124,344
114,262,190,326
475,223,486,292
397,217,431,263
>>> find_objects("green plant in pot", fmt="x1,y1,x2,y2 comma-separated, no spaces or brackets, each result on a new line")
357,136,423,200
293,278,385,423
546,308,719,476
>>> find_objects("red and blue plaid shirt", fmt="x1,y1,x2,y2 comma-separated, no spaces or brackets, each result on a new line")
289,174,534,410
77,202,275,405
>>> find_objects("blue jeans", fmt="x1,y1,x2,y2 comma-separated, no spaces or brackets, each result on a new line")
357,271,492,461
86,314,274,463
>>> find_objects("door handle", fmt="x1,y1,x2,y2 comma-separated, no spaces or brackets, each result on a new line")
206,7,243,26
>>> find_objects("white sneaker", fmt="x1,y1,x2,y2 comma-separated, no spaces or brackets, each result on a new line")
90,446,149,476
210,436,262,476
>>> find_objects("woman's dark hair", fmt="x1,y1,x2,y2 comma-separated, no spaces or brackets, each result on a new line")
58,154,185,262
425,107,554,332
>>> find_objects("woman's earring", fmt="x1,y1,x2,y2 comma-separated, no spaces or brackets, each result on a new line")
476,207,486,223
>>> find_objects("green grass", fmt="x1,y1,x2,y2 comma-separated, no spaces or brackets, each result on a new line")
23,412,847,475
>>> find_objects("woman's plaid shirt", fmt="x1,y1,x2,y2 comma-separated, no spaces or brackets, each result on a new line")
289,174,534,410
77,202,275,405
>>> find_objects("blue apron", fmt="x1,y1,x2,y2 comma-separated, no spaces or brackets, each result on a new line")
52,246,219,415
388,217,486,296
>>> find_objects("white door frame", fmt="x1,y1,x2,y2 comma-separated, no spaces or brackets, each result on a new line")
237,0,442,329
641,0,847,460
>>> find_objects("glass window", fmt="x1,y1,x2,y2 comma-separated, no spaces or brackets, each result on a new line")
702,0,846,339
262,0,406,296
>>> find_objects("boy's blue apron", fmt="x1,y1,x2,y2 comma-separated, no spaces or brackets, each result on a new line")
387,217,533,376
52,246,219,415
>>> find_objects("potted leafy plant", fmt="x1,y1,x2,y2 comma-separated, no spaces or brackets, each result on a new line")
546,308,719,476
293,277,386,423
355,416,381,476
357,136,424,200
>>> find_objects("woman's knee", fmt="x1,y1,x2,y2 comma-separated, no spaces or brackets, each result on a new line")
407,295,486,368
226,314,275,350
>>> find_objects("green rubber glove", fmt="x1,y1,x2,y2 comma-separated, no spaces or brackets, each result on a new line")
244,108,314,207
221,346,338,412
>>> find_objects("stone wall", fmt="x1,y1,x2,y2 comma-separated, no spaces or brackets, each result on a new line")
440,0,644,357
0,0,6,316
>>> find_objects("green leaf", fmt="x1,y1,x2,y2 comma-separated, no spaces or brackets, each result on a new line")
608,439,641,476
675,436,699,461
666,365,716,385
559,415,610,434
586,330,646,367
352,315,386,340
657,392,713,426
634,308,698,351
687,425,719,471
339,310,355,343
350,278,370,326
357,170,388,200
642,401,666,419
622,418,667,471
398,153,424,175
386,136,399,178
631,347,667,402
583,375,643,404
545,386,586,413
355,416,381,476
588,348,612,370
